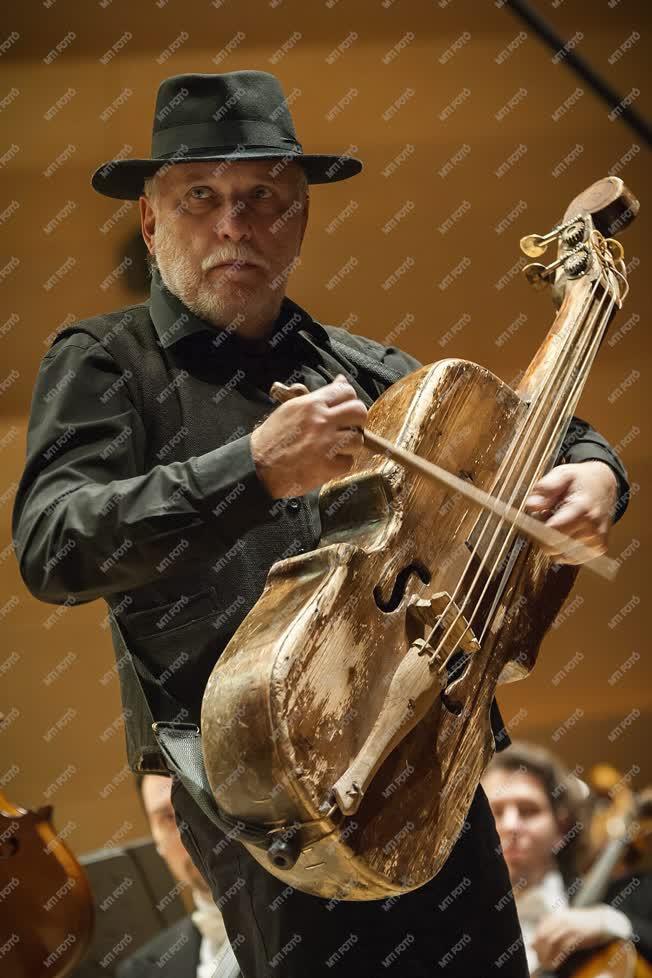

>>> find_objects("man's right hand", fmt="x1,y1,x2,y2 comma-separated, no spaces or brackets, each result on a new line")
250,374,368,498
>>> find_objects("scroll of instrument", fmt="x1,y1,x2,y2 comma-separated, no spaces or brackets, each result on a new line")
201,176,637,900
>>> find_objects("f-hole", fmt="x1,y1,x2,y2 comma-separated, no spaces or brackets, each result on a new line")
373,562,431,613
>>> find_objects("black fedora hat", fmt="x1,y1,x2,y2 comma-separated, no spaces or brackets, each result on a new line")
91,70,363,200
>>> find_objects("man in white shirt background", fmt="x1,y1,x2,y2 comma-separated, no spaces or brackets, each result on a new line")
483,741,652,975
116,774,240,978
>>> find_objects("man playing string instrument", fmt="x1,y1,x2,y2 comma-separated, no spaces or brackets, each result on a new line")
13,71,629,976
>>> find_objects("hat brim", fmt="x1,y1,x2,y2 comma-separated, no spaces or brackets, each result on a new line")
91,151,363,200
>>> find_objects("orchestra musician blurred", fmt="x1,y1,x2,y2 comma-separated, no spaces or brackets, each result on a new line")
116,774,241,978
483,741,652,975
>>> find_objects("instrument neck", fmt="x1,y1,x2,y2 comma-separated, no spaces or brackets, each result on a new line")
572,835,629,908
515,276,613,478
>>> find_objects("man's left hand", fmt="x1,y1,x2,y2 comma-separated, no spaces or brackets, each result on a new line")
532,907,629,970
525,461,618,564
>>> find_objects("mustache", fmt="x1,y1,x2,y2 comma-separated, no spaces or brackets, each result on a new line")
202,250,269,272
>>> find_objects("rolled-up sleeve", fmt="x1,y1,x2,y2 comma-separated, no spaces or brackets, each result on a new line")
12,335,273,604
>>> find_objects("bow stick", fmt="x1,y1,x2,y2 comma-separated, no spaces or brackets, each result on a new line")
269,381,618,582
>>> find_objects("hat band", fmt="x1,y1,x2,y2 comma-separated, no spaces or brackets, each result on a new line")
152,119,302,158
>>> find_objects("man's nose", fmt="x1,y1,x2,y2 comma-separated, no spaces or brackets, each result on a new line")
499,805,522,832
212,198,252,241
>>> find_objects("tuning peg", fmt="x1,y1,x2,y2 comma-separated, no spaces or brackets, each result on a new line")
523,252,567,289
520,216,586,258
523,240,592,289
520,230,560,258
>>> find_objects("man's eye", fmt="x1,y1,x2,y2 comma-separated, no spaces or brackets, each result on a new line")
519,805,539,817
189,186,211,199
253,186,272,198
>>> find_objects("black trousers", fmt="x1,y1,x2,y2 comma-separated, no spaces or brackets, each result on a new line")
172,778,529,977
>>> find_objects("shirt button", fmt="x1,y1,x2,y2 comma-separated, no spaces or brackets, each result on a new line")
286,497,301,512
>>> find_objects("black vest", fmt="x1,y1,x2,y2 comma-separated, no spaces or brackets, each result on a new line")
52,299,407,771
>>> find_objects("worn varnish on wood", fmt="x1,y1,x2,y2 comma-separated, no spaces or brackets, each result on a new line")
201,178,637,900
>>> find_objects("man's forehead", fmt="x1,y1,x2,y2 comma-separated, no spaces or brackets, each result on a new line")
485,768,548,802
161,159,299,187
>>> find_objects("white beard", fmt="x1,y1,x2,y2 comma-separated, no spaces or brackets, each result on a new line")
152,222,282,333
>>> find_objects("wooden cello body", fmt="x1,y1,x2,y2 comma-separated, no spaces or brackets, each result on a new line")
0,791,94,978
201,177,636,900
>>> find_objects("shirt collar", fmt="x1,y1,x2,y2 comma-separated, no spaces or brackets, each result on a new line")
148,265,330,355
515,869,568,923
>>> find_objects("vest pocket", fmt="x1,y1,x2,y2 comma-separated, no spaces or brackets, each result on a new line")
121,585,225,721
123,586,220,641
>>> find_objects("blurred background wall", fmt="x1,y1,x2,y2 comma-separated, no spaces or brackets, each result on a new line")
0,0,649,854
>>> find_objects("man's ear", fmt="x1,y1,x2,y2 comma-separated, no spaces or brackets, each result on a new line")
552,807,574,854
298,192,310,249
139,195,156,256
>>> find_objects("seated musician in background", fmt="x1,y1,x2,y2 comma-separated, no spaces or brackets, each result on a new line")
13,69,631,977
117,775,240,978
483,741,652,974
